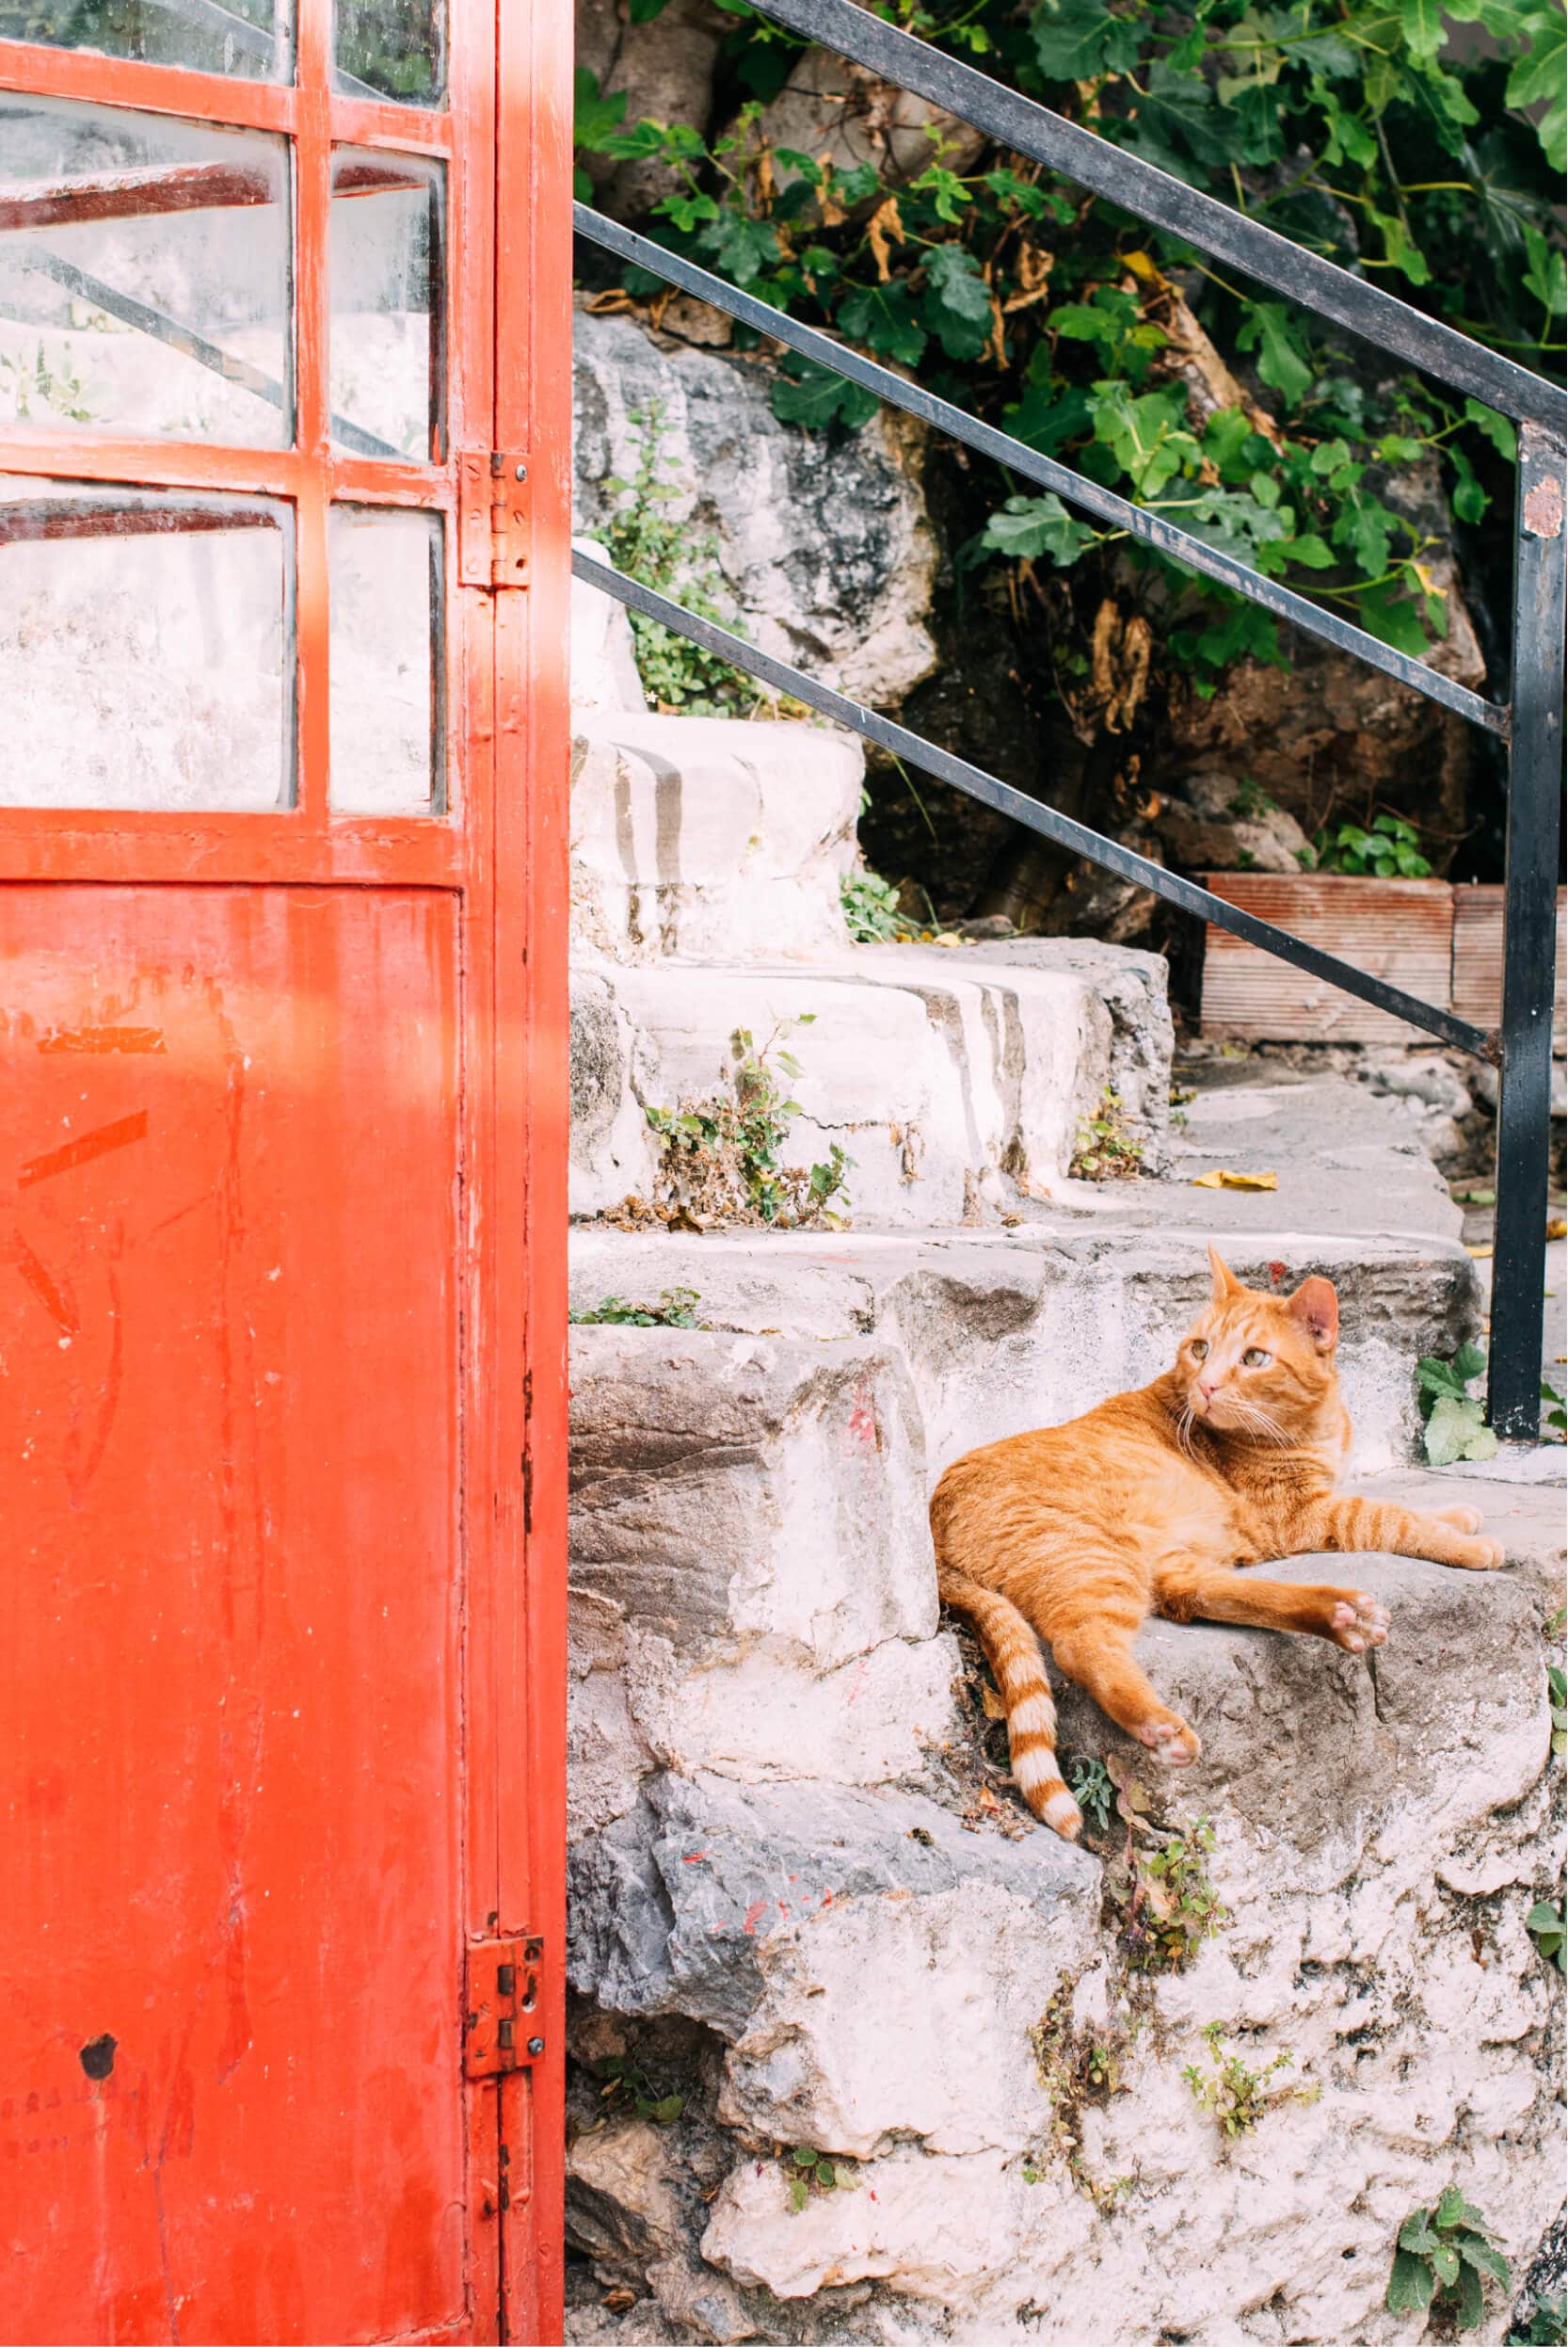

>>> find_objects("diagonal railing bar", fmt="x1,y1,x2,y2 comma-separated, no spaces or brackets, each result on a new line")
576,205,1508,739
744,0,1565,436
573,547,1496,1060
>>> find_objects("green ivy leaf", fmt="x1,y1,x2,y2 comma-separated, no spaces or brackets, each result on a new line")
1462,396,1516,461
1236,303,1313,409
839,281,928,367
1031,0,1145,79
1399,0,1446,60
770,359,880,431
1523,222,1568,318
1506,9,1567,171
702,210,780,285
982,492,1099,565
921,242,994,358
572,67,628,151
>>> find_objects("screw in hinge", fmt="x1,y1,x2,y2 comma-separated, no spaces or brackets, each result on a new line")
527,2036,546,2057
514,463,527,481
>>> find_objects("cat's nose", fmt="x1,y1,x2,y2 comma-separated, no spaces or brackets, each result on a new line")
1198,1378,1218,1401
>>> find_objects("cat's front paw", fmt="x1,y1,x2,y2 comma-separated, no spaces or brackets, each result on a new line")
1137,1714,1201,1767
1328,1592,1390,1653
1452,1535,1505,1570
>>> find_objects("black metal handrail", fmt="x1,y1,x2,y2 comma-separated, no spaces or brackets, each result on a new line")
572,0,1566,1439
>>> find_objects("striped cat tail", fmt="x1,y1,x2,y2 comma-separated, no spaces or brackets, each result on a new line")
936,1563,1081,1841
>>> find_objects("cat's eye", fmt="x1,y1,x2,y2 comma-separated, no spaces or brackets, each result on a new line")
1242,1347,1272,1368
1190,1339,1209,1359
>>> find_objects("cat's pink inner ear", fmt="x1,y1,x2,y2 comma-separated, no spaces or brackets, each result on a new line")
1288,1276,1339,1350
1208,1243,1240,1302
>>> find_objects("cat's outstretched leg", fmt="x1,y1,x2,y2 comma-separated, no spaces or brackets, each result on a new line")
1294,1493,1503,1571
1049,1616,1202,1768
1157,1563,1390,1653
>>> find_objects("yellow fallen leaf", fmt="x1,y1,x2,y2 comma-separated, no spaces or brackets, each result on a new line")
981,1685,1008,1721
1546,1217,1567,1241
1465,1243,1494,1260
1192,1167,1278,1191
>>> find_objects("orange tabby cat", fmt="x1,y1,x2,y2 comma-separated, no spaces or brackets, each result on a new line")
931,1246,1502,1841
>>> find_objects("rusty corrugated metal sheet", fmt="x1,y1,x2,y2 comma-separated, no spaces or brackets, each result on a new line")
1199,875,1454,1045
1450,884,1567,1050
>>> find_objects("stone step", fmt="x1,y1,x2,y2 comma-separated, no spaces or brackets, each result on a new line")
571,707,863,965
570,1077,1480,1481
569,940,1174,1228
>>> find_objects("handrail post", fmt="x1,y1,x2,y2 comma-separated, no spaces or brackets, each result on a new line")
1490,421,1567,1439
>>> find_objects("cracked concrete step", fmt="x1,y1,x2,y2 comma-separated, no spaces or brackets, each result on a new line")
571,709,863,965
569,941,1173,1228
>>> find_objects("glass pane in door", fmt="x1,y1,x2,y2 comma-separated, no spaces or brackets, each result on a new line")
328,504,441,814
328,148,441,461
0,94,292,447
0,0,293,85
333,0,443,106
0,479,293,809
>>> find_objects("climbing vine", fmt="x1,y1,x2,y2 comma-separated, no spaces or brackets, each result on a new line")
574,0,1561,683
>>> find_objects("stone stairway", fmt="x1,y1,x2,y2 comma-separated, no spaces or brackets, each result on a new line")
564,577,1565,2347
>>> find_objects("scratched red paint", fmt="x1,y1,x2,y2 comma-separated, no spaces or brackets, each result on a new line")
39,1026,167,1054
1269,1261,1288,1286
741,1900,772,1936
18,1107,149,1187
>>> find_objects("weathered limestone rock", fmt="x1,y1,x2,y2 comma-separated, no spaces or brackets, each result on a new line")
964,934,1175,1166
748,43,987,199
568,1770,1098,2076
685,1556,1562,2347
572,537,648,715
573,308,938,705
1153,771,1318,875
568,951,1116,1225
568,1326,960,1797
569,1328,933,1666
575,0,733,221
570,711,862,963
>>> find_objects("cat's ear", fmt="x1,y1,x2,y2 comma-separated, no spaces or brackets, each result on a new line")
1208,1244,1240,1303
1288,1276,1338,1353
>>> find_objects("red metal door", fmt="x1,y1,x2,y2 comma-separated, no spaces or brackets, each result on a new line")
0,0,569,2333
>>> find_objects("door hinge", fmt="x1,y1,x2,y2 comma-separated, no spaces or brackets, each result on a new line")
464,1933,545,2078
457,451,530,590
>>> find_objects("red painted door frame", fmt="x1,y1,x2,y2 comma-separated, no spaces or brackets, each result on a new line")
0,0,569,2331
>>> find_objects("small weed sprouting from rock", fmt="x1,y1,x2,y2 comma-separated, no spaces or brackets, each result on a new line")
602,400,765,718
1387,2187,1512,2334
1070,1086,1144,1182
1065,1756,1116,1837
840,869,911,943
1547,1663,1566,1760
1099,1756,1227,1974
1023,1982,1132,2210
641,1019,853,1230
588,2054,685,2128
569,1287,704,1328
782,2146,858,2212
1525,1896,1564,1975
1415,1342,1497,1468
1181,2021,1318,2138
